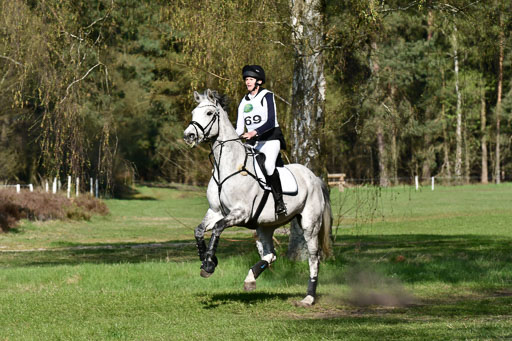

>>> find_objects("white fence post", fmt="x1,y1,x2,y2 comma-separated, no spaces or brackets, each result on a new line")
45,181,49,193
67,176,71,199
95,178,99,198
16,184,20,193
52,178,57,194
415,175,419,190
29,184,33,192
90,177,93,196
431,177,435,191
76,177,79,197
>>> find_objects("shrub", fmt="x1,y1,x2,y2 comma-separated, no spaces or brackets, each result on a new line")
0,189,109,232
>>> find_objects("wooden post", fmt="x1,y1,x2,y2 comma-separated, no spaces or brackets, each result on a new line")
67,176,71,199
29,184,33,192
95,178,99,198
45,181,49,193
16,184,20,193
76,177,79,197
90,178,93,196
431,177,434,191
52,178,57,194
327,173,346,192
415,176,419,190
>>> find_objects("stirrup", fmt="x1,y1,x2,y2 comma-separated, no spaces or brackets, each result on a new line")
276,201,287,215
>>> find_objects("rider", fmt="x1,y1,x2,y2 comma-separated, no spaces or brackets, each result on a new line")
235,65,287,215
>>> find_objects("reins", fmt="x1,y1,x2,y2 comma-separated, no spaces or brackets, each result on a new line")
209,138,266,216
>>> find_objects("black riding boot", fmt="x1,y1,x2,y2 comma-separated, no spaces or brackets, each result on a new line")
268,170,287,215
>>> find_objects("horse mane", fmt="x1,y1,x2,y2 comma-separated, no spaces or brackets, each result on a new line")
206,89,230,112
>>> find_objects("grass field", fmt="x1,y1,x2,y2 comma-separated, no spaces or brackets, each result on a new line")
1,183,511,340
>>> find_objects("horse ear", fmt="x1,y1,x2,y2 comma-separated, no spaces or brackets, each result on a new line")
206,89,215,103
193,91,202,103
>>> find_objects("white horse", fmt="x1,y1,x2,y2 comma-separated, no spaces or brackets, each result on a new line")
183,89,332,306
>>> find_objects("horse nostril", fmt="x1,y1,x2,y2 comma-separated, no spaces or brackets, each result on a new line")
188,133,195,140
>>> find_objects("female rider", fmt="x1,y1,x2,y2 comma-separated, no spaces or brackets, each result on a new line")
235,65,287,215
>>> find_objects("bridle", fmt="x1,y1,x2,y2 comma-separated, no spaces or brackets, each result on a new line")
187,103,220,144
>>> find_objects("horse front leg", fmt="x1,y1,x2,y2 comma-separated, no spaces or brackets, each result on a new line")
200,209,246,278
195,209,223,264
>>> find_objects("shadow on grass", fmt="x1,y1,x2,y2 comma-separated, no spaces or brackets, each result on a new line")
1,234,511,291
198,291,298,309
0,238,256,267
113,184,157,201
328,234,512,285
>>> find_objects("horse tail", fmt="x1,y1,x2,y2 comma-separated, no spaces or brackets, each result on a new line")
318,179,333,259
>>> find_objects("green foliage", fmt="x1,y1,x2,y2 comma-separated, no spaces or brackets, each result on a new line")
1,0,512,187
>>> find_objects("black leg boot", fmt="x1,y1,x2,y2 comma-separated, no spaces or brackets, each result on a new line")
268,170,287,215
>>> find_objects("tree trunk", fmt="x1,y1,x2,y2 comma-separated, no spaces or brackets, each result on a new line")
377,124,390,187
391,127,398,185
452,26,463,183
441,71,452,180
369,39,390,187
480,83,488,184
422,11,433,182
287,0,326,261
494,14,504,184
463,114,470,184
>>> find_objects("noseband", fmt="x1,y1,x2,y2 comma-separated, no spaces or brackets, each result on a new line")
188,104,220,143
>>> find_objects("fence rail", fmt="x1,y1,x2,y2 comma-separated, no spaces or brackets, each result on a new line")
1,177,99,198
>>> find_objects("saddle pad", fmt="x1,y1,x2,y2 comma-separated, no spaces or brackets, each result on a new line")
253,159,298,195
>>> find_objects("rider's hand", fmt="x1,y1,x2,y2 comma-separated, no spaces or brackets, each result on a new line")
242,131,257,140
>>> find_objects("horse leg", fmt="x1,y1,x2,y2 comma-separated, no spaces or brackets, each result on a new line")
297,221,321,307
200,208,246,278
194,209,222,263
244,228,276,291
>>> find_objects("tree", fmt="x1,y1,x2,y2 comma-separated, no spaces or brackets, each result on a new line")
287,0,329,260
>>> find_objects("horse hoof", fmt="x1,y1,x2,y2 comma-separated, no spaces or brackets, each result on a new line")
200,269,213,278
293,295,315,307
244,281,256,292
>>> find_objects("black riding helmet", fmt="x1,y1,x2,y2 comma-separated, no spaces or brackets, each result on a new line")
242,65,265,85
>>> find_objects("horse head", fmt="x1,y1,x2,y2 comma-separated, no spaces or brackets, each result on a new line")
184,89,227,147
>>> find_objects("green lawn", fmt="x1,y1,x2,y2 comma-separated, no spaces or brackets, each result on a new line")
0,184,511,340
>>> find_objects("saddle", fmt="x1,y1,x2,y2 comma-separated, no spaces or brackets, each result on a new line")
253,152,298,196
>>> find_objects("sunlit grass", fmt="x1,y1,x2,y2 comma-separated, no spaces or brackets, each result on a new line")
0,183,511,339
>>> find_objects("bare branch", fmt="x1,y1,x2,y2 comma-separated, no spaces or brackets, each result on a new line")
0,55,24,67
235,20,290,27
61,63,103,103
378,0,482,15
169,60,231,81
378,0,420,13
274,93,291,106
268,39,290,48
63,31,84,41
85,0,114,29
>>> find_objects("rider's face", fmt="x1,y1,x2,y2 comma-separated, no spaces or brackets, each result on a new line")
245,77,258,92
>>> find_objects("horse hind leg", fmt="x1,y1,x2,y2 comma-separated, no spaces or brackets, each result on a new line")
244,228,276,292
296,221,321,307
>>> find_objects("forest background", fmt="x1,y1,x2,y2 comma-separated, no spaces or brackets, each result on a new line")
1,0,511,194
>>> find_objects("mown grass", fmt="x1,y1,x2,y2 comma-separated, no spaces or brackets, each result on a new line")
0,183,511,340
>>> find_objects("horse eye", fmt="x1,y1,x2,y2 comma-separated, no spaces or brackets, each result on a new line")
207,111,213,116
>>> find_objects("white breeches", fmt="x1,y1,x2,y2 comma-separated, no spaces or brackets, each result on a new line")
255,139,280,175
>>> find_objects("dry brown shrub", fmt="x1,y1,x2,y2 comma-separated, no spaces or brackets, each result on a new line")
73,195,109,216
0,189,109,232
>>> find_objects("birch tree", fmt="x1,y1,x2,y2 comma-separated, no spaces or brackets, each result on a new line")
287,0,328,261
